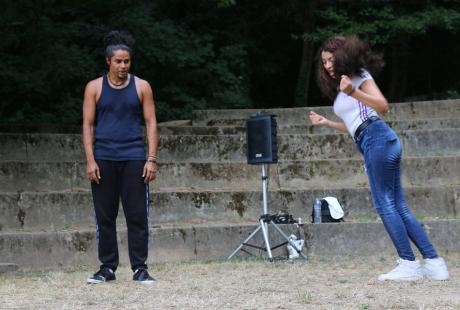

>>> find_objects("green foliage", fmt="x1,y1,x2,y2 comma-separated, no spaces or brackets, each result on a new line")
0,0,252,125
1,0,460,127
0,1,102,124
302,2,460,45
120,7,251,120
119,0,250,121
298,1,460,102
217,0,236,8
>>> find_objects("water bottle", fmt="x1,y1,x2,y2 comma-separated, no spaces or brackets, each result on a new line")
314,198,322,224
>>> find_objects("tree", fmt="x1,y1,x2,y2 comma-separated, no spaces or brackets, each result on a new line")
299,1,460,104
0,0,254,124
1,1,460,127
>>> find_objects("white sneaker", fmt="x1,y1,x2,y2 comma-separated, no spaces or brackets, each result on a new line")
423,257,449,280
378,258,423,281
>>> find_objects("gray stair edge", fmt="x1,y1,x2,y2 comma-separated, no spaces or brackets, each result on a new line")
2,128,459,164
0,220,458,269
192,99,460,115
1,156,459,193
0,263,19,273
191,99,460,123
1,185,459,234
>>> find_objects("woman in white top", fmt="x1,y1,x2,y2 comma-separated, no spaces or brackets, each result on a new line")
309,35,448,281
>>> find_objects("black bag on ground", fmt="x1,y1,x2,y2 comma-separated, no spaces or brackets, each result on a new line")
311,198,344,223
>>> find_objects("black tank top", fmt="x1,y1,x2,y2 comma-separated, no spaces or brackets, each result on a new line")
93,74,145,160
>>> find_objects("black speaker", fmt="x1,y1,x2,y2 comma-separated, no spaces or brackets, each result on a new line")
246,114,278,164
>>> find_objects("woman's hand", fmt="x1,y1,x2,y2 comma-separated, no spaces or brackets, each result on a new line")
309,111,348,132
340,75,354,95
309,111,329,126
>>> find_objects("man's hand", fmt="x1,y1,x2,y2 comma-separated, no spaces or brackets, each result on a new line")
86,160,101,184
142,161,157,183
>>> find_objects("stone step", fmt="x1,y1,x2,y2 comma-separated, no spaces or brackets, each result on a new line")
1,186,458,231
1,219,458,269
0,263,19,273
191,99,460,126
1,156,458,192
158,118,460,135
3,115,457,138
158,129,460,163
0,124,81,134
2,128,460,162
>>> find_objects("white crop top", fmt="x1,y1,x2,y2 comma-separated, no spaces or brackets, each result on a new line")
333,69,378,137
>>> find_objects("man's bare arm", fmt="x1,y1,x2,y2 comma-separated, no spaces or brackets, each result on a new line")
82,80,100,183
139,79,158,182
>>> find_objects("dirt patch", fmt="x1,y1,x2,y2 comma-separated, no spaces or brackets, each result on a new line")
0,253,459,309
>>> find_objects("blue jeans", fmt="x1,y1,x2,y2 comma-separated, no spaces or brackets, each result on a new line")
356,120,438,260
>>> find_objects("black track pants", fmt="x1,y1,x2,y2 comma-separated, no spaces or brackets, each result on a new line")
91,160,150,271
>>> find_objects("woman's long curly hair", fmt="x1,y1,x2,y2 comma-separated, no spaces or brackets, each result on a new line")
317,35,384,100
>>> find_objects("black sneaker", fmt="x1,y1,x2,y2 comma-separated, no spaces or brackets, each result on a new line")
133,268,155,284
87,268,116,284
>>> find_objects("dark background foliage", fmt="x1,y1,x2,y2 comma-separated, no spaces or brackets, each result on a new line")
1,0,459,126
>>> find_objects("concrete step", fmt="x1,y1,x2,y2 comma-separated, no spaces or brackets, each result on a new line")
1,156,459,192
1,186,458,231
1,219,458,269
158,129,460,163
279,129,460,161
277,156,460,189
2,129,460,162
0,133,83,162
0,124,80,134
158,118,460,135
191,99,460,126
3,115,455,138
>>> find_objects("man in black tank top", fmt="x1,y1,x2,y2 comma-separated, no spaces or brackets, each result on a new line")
82,31,159,284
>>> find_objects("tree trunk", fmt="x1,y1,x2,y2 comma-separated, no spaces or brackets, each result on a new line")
294,0,319,107
387,38,409,102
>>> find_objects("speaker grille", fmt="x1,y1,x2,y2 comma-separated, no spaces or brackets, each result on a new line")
246,114,278,164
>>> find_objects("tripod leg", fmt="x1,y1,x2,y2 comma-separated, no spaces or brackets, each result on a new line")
228,224,262,259
260,218,273,259
270,222,307,259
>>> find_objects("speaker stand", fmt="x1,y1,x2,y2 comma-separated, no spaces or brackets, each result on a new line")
227,164,307,261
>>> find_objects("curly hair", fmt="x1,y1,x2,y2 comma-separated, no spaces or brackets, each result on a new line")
316,35,384,100
104,30,135,59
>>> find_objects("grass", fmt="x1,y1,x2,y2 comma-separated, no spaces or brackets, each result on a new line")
1,253,459,309
297,290,313,303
